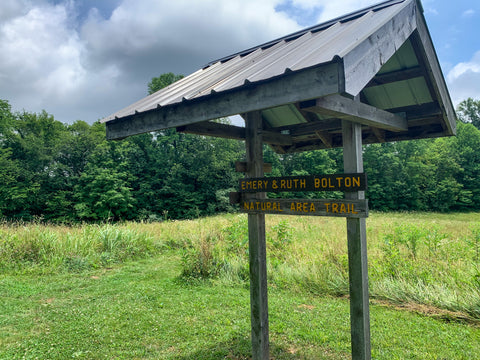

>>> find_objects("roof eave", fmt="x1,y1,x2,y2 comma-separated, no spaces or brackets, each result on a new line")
105,59,344,140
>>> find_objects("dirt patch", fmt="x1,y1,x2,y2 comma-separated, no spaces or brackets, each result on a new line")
372,299,480,326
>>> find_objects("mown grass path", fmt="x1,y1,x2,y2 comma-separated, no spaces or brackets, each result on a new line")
1,251,479,359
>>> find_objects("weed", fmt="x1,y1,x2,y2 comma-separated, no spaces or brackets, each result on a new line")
467,223,480,262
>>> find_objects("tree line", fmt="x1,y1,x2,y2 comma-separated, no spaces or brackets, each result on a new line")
1,74,479,222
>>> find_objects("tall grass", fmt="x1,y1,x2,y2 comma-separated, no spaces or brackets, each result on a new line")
0,223,162,273
178,213,480,319
1,213,479,319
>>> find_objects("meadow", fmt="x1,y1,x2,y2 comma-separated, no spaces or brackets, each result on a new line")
1,212,479,359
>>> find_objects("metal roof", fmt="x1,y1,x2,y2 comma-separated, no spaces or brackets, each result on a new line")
103,0,456,153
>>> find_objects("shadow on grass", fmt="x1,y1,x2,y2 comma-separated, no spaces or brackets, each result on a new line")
173,336,301,360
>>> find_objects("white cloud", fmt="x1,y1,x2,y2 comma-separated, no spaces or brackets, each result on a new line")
462,9,475,17
447,50,480,105
314,0,379,22
0,2,86,115
0,0,301,123
1,0,469,124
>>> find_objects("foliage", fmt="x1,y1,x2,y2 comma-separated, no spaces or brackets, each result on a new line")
148,72,184,94
457,97,480,129
2,78,480,222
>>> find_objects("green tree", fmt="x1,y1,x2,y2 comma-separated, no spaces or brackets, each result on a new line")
457,98,480,130
74,140,136,221
148,73,184,94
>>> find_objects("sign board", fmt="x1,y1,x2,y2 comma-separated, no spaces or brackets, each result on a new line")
238,173,366,193
239,198,368,218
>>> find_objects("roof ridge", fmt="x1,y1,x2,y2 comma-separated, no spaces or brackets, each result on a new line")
204,0,407,68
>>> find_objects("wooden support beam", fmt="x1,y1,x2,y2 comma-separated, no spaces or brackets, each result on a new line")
365,66,423,88
315,130,333,148
235,161,272,173
177,121,244,140
261,130,293,146
303,94,408,132
371,128,386,143
412,10,456,135
243,111,269,360
342,120,371,360
177,121,292,145
277,118,342,136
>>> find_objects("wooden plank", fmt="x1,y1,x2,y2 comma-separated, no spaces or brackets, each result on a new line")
304,94,408,132
238,198,368,218
238,173,367,193
235,161,272,173
342,120,371,360
177,121,292,145
105,62,342,140
177,121,245,140
343,0,416,96
412,11,456,135
261,130,293,146
278,118,342,136
365,66,423,87
244,111,269,360
371,128,386,143
315,130,333,148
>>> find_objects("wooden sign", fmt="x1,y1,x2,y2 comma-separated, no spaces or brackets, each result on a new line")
238,198,368,218
238,173,366,193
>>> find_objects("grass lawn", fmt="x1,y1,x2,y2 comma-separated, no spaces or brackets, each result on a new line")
1,251,479,359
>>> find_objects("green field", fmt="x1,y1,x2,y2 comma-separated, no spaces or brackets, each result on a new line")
1,212,479,359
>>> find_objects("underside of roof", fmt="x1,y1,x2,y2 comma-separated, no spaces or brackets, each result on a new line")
103,0,456,154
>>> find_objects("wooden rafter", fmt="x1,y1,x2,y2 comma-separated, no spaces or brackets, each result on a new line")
302,94,408,132
177,121,293,146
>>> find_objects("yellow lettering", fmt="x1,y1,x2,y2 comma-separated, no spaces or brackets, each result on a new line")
263,180,268,189
281,180,286,189
310,203,315,212
332,203,339,213
272,180,278,189
241,181,246,190
266,202,272,211
329,178,335,188
300,178,306,188
340,203,346,213
246,181,252,189
351,204,358,214
324,203,331,212
290,202,295,211
252,181,257,190
256,202,260,210
352,176,360,188
314,178,320,189
322,178,328,188
296,202,302,212
293,179,299,188
302,202,308,212
336,177,343,187
345,177,351,187
243,202,249,210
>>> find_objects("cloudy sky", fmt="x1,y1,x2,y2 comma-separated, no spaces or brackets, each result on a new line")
0,0,479,124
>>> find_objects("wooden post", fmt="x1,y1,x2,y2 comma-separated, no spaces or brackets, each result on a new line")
244,111,269,359
342,120,371,360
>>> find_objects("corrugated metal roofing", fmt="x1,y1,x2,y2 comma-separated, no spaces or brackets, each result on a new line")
103,0,408,122
103,0,456,153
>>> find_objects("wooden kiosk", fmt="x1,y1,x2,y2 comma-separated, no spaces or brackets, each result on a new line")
103,1,456,358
